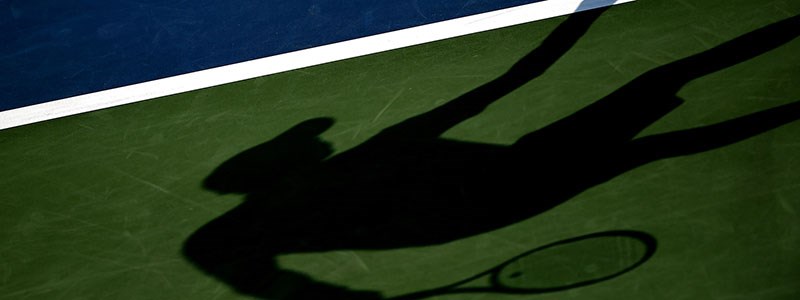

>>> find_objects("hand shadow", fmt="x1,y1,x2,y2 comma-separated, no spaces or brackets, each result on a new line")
183,6,800,299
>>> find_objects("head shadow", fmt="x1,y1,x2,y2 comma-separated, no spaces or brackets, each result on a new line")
183,7,800,300
203,117,334,195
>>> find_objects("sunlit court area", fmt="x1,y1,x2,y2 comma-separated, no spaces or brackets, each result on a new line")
1,0,799,299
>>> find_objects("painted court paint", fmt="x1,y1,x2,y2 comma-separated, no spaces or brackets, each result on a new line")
0,0,798,298
0,0,634,130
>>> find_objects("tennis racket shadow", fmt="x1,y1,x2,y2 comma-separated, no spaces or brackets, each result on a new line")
389,230,656,300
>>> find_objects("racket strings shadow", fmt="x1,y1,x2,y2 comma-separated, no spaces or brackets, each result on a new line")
182,8,800,300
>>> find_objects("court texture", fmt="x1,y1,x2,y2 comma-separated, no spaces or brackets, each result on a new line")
1,0,799,299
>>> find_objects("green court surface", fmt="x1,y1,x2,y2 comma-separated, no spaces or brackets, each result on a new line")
2,0,799,299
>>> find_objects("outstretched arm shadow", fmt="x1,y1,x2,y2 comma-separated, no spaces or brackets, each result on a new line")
632,99,800,162
514,14,800,162
625,14,800,163
377,7,609,141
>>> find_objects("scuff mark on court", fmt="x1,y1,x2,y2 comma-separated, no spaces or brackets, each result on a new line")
373,89,404,122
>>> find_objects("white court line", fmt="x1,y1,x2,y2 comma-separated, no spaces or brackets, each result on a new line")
0,0,634,130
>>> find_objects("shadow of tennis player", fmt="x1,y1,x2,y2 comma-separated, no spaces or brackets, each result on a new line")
183,5,800,299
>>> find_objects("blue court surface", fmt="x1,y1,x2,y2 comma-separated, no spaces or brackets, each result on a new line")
1,0,799,299
2,0,626,129
2,0,550,111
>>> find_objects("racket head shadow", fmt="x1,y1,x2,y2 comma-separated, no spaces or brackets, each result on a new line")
490,230,657,293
